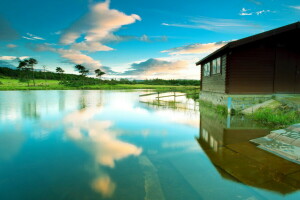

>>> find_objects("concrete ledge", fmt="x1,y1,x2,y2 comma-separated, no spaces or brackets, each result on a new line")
199,91,273,111
241,99,282,115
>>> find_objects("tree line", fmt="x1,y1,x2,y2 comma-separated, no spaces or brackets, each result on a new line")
0,58,200,86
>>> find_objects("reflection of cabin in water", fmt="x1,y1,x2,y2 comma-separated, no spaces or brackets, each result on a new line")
196,22,300,108
197,112,300,194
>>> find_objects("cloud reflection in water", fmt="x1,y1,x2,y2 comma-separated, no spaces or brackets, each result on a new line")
64,106,142,197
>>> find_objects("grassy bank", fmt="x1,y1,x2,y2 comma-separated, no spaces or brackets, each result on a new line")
251,106,300,129
196,96,300,129
0,77,199,92
197,99,227,115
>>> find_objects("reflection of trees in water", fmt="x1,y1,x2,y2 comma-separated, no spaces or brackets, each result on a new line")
77,90,104,110
58,91,65,112
21,91,39,119
79,90,87,109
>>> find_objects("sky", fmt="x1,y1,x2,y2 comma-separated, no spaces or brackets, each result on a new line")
0,0,299,79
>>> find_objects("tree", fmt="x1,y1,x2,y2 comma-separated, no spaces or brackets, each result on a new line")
75,65,89,77
17,58,38,86
27,58,38,86
43,65,48,86
75,64,89,85
56,67,65,81
17,60,30,86
94,69,105,81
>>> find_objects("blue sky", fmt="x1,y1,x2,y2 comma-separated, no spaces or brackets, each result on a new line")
0,0,299,79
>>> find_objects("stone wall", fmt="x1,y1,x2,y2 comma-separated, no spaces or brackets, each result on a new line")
199,91,273,111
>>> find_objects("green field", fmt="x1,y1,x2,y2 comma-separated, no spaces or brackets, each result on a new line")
0,77,199,92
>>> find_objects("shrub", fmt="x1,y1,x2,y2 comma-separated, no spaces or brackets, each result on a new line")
252,107,300,128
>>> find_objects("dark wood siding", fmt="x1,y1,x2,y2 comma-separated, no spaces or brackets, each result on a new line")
227,42,275,94
274,47,297,93
202,55,227,93
273,30,300,93
296,61,300,93
199,24,300,94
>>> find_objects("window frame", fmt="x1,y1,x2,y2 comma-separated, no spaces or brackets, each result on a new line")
203,62,211,77
216,57,221,74
212,57,222,75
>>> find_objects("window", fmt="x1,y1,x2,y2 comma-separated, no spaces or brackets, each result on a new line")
212,57,221,74
203,62,211,77
216,57,221,74
221,55,227,69
212,59,217,74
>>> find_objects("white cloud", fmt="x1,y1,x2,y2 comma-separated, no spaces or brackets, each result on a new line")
162,17,262,33
122,58,189,77
289,6,300,10
22,33,45,40
22,36,35,40
239,8,273,16
6,44,17,48
0,56,17,60
240,12,253,16
54,31,61,35
71,41,114,52
140,34,150,42
36,44,102,70
0,56,28,61
162,41,230,55
19,56,29,60
242,8,249,12
102,53,201,80
60,0,141,53
255,10,271,15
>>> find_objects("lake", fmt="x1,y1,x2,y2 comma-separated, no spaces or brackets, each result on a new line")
0,90,300,200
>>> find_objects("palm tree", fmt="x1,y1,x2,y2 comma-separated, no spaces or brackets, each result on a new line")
56,67,65,81
94,69,105,81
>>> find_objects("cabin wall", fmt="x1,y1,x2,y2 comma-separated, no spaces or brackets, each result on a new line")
227,29,300,94
273,29,300,93
201,55,227,93
227,42,275,94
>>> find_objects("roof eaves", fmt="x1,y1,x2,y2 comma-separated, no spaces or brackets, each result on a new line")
196,21,300,66
196,43,230,65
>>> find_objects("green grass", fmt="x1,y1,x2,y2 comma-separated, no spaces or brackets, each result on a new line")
252,107,300,129
197,99,228,115
0,77,199,92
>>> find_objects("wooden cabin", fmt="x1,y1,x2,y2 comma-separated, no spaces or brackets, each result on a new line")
196,22,300,94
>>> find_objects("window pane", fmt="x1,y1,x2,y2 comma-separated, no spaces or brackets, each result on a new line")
207,63,210,76
217,58,221,73
204,63,211,77
213,60,217,74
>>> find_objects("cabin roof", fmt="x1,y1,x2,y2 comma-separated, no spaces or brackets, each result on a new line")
196,21,300,66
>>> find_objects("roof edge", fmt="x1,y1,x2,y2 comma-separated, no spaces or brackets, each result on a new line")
196,21,300,66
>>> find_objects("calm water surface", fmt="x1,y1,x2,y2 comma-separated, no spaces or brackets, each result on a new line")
0,90,300,200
